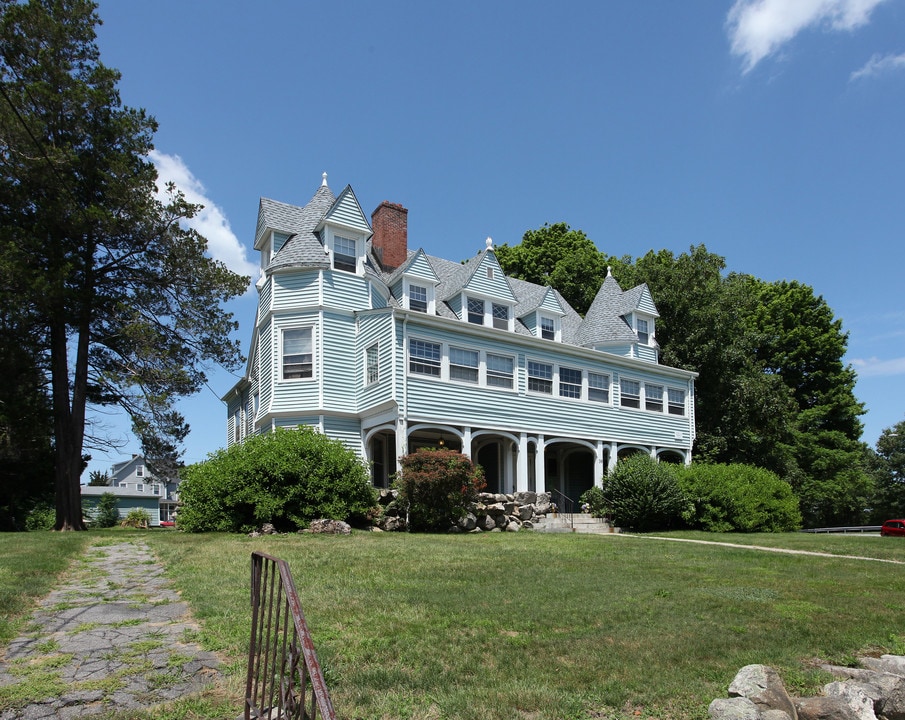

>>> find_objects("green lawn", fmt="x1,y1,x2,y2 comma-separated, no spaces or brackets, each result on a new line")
3,530,903,720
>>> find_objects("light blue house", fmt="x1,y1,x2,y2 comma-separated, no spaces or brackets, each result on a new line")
80,454,180,526
224,174,697,503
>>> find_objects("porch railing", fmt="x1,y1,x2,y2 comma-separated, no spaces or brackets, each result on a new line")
245,551,336,720
548,488,575,531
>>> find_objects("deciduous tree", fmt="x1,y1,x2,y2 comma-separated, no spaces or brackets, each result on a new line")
0,0,248,530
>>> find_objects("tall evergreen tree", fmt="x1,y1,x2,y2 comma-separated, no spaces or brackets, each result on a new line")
0,0,248,530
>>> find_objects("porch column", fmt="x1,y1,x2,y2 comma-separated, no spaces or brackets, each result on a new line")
517,434,529,493
650,447,657,460
685,448,692,467
504,440,515,493
595,440,604,487
395,418,408,473
535,435,546,494
461,426,472,457
608,441,618,472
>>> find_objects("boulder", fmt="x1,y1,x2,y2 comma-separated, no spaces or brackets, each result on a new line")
823,682,877,720
479,514,496,531
514,491,537,505
517,504,534,521
710,697,761,720
730,665,798,720
309,519,352,535
796,696,859,720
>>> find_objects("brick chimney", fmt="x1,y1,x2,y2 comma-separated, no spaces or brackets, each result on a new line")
371,201,408,271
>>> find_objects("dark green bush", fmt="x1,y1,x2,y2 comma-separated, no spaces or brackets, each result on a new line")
91,493,120,528
394,448,486,532
24,501,56,531
177,427,377,533
603,454,687,531
675,462,802,532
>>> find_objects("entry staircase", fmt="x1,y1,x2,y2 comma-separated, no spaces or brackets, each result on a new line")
532,513,619,535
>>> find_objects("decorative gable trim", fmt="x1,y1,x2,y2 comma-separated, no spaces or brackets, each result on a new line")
318,185,372,237
460,250,517,302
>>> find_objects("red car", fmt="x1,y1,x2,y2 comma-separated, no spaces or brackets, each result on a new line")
880,519,905,537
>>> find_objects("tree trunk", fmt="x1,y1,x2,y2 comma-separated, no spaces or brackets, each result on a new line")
51,318,88,531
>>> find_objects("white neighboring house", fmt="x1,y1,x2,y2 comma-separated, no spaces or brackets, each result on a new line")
81,454,180,526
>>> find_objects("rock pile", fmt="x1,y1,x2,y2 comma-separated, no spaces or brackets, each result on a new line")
375,490,552,532
710,658,905,720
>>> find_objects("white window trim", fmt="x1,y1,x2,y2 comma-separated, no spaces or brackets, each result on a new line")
618,376,686,415
325,228,365,275
460,292,513,331
633,313,655,346
406,338,517,392
279,325,316,383
526,359,555,395
404,277,435,314
538,313,561,341
365,343,379,386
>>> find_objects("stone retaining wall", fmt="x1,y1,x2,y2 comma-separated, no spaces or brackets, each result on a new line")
376,490,552,532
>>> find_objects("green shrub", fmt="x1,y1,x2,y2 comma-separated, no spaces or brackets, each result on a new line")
177,426,377,533
24,501,56,531
603,454,687,531
120,508,151,528
394,448,486,532
675,462,802,532
92,493,120,528
579,486,609,518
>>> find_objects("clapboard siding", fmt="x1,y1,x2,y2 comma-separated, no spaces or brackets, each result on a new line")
357,311,394,410
321,311,357,412
323,415,364,455
323,270,369,308
273,271,319,309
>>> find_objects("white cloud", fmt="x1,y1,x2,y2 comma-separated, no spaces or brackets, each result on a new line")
727,0,888,73
149,150,257,283
850,51,905,80
851,356,905,377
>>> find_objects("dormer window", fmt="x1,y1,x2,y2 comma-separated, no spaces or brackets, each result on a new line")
409,284,428,312
637,318,649,344
538,313,560,341
467,297,484,325
492,303,510,330
333,235,357,273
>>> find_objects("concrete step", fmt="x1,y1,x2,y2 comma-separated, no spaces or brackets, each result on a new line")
532,513,619,534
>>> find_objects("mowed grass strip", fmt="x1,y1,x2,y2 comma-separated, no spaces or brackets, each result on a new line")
0,531,93,644
145,531,905,720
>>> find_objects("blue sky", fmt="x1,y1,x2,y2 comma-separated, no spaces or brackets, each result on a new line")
85,0,905,476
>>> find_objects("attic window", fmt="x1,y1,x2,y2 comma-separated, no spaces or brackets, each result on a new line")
487,267,494,280
540,316,556,340
492,303,509,330
334,236,357,273
409,284,427,313
467,297,484,325
637,318,650,344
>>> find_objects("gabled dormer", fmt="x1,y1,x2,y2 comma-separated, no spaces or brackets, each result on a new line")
316,182,372,276
389,249,440,314
525,286,566,341
446,239,517,331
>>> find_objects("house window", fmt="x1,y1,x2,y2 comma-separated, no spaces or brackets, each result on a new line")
559,367,582,399
492,303,509,330
487,267,494,280
409,339,441,377
486,353,514,389
282,327,313,380
135,465,144,478
645,384,664,412
467,297,484,325
151,484,160,495
668,388,686,416
588,372,610,403
540,316,555,340
333,235,357,273
620,378,641,408
409,284,428,312
637,318,650,344
528,361,553,394
449,347,479,383
366,344,379,385
136,483,143,492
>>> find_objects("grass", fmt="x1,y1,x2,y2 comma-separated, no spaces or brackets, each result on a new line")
2,529,903,719
0,531,92,644
142,530,905,720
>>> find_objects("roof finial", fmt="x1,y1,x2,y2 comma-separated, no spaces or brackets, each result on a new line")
485,236,493,250
606,265,613,278
321,171,328,187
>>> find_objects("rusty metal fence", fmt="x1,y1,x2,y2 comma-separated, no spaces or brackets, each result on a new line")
245,551,336,720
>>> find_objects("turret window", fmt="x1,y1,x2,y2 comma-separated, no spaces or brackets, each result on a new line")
282,327,313,380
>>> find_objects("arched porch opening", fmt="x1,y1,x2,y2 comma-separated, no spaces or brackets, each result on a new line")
657,449,686,464
365,428,396,489
544,440,596,505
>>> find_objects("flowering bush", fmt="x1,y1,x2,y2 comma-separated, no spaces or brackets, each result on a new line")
394,448,485,532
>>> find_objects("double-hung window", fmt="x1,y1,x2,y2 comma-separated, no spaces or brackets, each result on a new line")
449,347,479,383
668,388,686,416
528,361,553,394
588,372,610,403
333,235,357,273
486,353,514,389
620,378,641,408
540,316,555,340
645,384,664,412
409,340,441,377
136,465,144,478
492,303,509,330
559,367,582,399
366,344,379,385
636,318,649,344
409,284,428,312
283,327,313,379
467,297,484,325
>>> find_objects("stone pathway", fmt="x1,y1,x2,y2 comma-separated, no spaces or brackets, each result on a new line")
0,540,222,719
